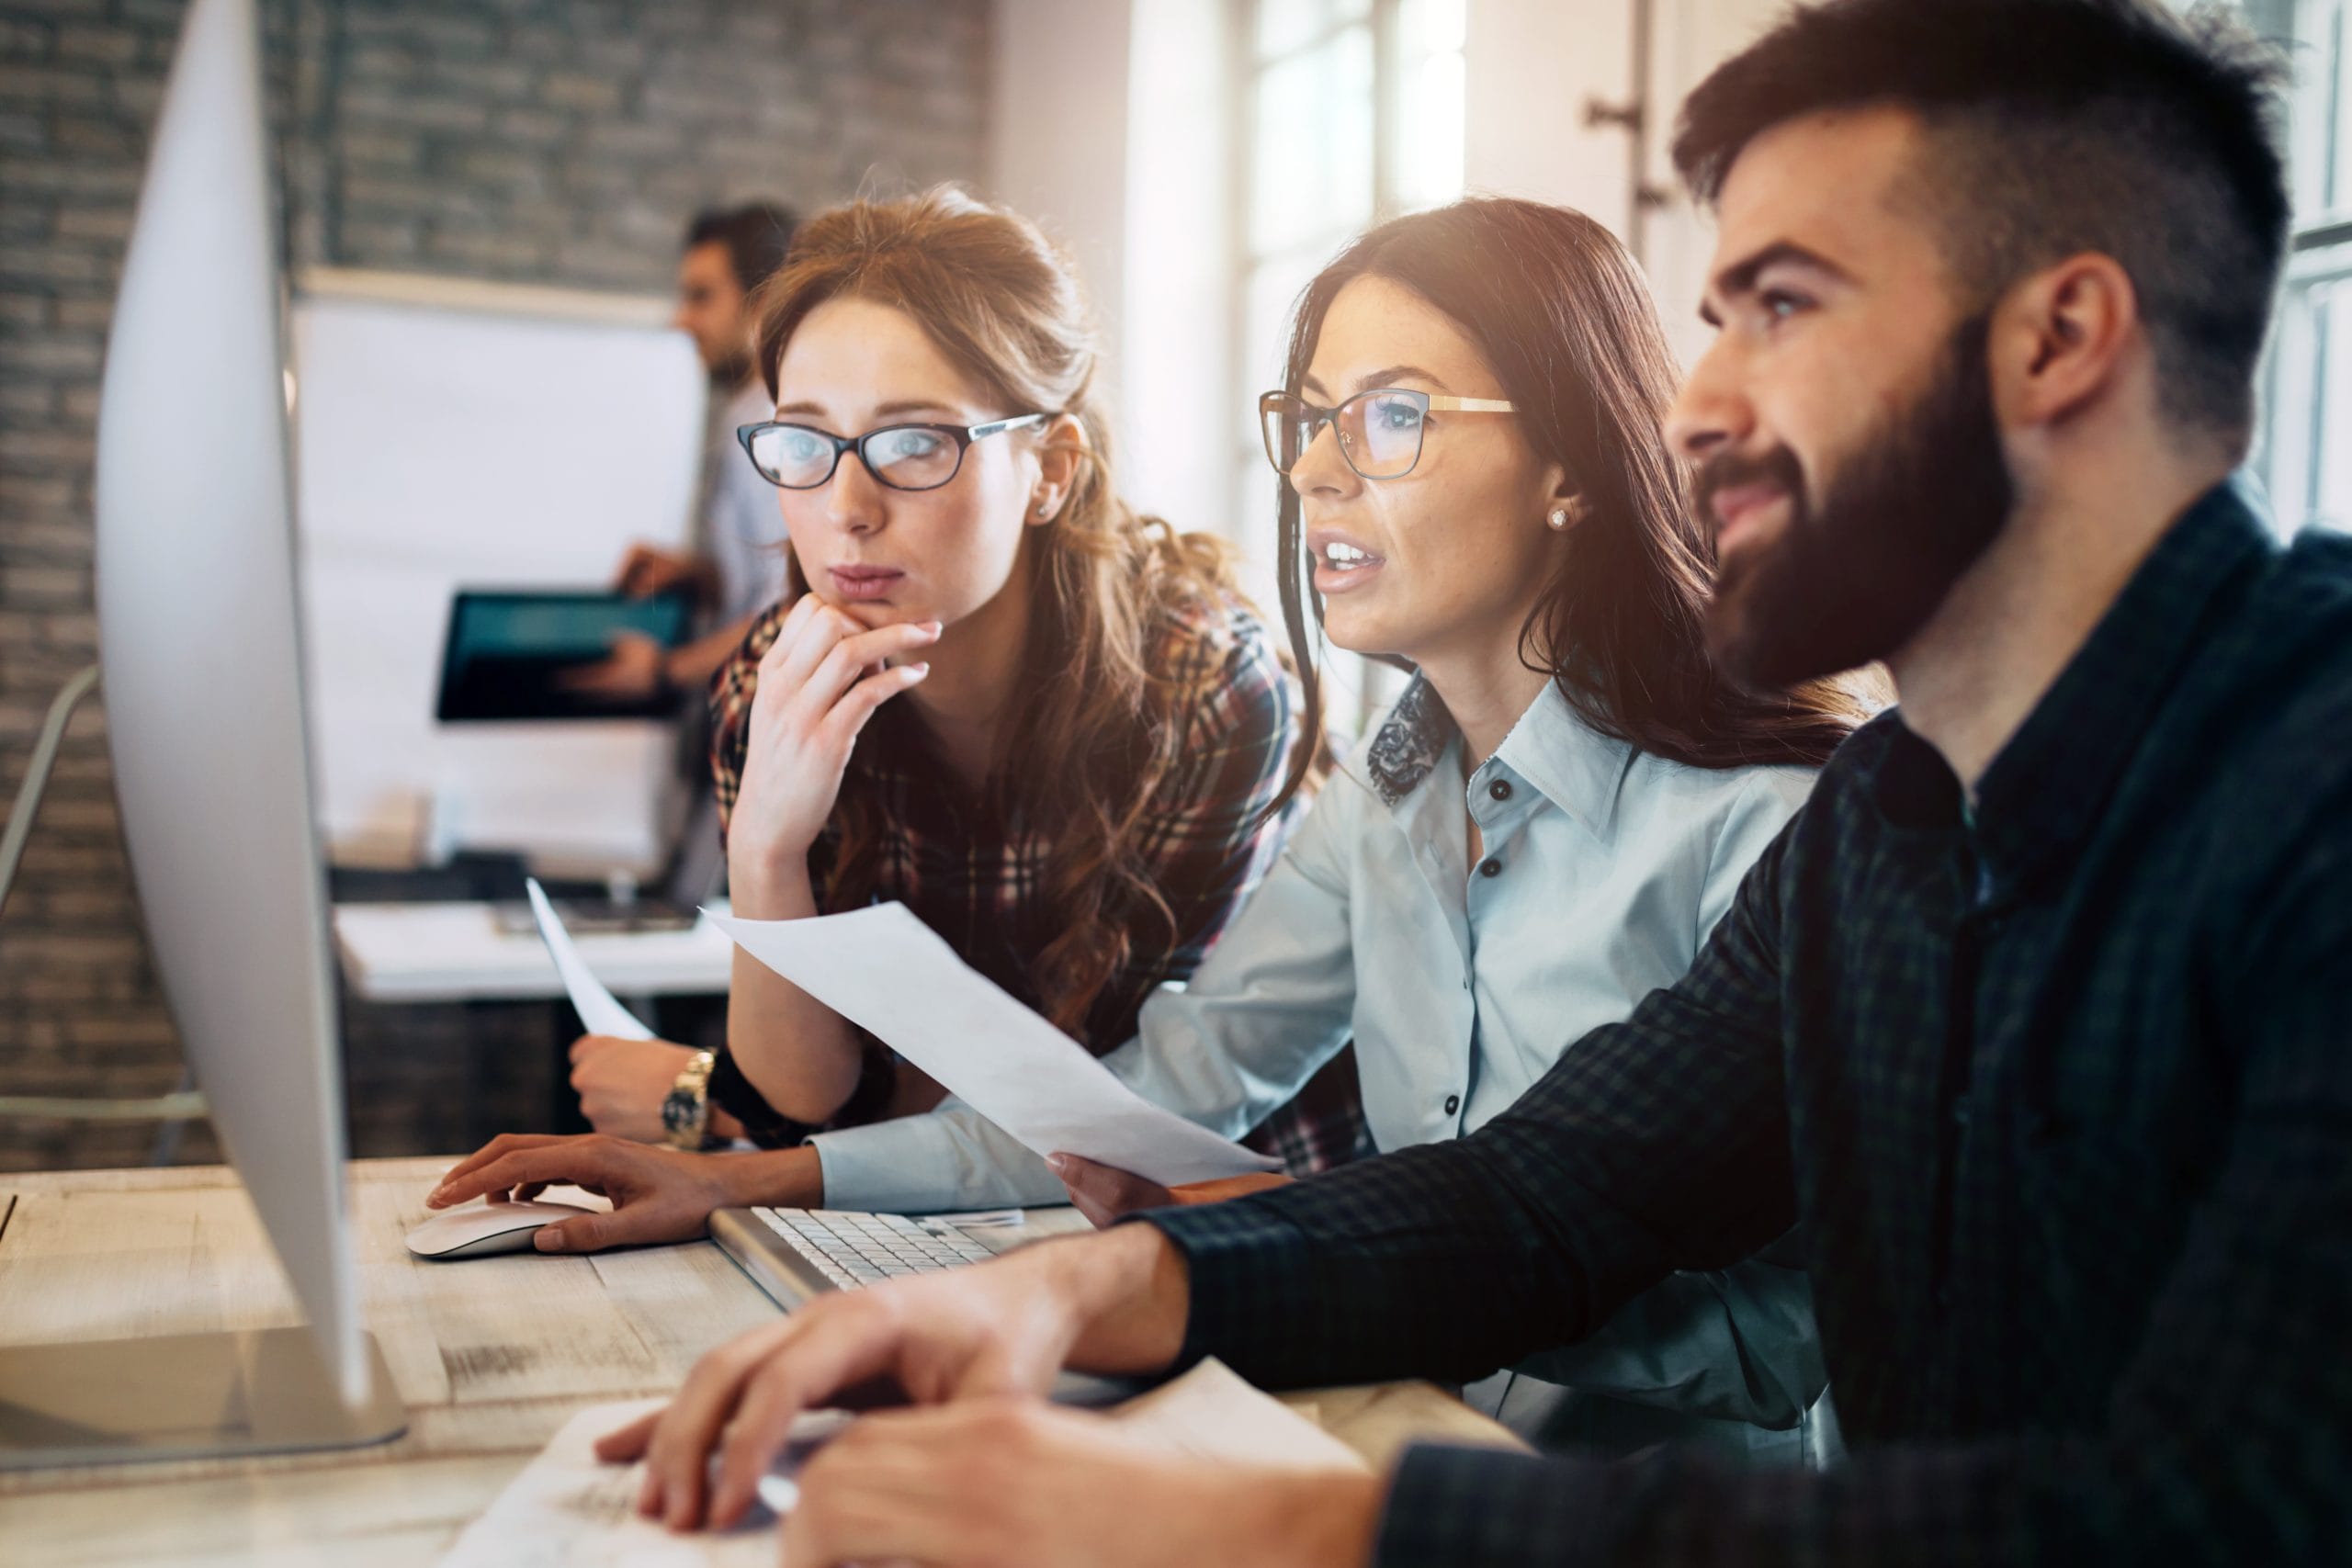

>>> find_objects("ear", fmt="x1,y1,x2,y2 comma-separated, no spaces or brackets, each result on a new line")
1027,412,1088,526
1540,463,1587,532
1989,253,2139,433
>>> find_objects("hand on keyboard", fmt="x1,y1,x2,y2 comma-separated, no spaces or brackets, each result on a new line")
595,1220,1190,1532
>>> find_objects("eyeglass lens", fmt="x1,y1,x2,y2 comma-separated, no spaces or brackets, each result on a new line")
1262,391,1429,479
745,424,964,491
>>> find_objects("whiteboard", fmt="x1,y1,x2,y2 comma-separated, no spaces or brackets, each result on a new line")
290,276,707,875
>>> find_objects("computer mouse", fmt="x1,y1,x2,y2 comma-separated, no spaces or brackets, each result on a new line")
404,1195,601,1260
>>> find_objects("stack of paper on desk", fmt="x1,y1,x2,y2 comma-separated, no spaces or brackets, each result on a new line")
438,1397,773,1568
439,1361,1362,1566
709,903,1280,1188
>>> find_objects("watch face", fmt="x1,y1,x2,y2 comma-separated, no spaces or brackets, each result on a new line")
662,1089,695,1133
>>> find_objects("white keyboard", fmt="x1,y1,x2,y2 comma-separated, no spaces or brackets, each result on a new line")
752,1206,997,1291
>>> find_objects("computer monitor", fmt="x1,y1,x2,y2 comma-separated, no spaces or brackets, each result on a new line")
0,0,404,1467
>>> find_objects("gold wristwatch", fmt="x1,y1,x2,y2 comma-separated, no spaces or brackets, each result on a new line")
661,1049,718,1150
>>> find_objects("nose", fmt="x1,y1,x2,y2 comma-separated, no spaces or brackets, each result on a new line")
1287,414,1360,500
1666,335,1752,466
824,449,888,536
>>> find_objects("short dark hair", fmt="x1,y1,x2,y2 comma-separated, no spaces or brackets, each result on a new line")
684,201,798,294
1672,0,2292,442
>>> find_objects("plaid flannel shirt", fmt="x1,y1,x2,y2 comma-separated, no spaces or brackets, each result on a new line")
708,592,1367,1173
1147,479,2352,1565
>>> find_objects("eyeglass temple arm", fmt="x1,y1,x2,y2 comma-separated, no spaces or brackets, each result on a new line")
967,412,1056,439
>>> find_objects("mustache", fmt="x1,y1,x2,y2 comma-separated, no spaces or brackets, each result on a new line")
1693,446,1807,522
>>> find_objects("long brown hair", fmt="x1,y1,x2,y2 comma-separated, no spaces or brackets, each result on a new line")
1272,198,1864,802
753,188,1254,1038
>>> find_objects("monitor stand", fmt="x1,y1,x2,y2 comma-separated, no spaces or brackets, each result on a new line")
0,1326,406,1470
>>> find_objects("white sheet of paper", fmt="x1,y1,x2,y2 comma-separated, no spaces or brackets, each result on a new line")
443,1369,1353,1567
1106,1359,1368,1472
526,876,655,1041
709,904,1280,1186
437,1399,776,1568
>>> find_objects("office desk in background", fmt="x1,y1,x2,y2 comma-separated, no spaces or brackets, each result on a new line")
0,1158,1523,1566
334,902,737,1139
334,901,735,1005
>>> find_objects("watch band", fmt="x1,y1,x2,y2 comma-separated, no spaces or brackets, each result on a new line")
707,1040,898,1149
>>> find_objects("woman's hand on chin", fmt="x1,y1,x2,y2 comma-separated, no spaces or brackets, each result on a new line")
727,592,941,894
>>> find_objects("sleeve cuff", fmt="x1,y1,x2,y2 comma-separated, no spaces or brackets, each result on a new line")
1133,1199,1323,1379
810,1102,1069,1213
1374,1443,1612,1568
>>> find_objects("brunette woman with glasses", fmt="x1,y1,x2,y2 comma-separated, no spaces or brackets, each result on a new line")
1025,197,1871,1464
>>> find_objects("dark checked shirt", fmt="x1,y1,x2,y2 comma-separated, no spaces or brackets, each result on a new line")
1146,479,2352,1566
707,592,1367,1179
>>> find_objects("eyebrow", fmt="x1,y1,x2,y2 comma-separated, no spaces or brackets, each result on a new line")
772,398,964,423
1698,241,1853,327
1299,363,1452,399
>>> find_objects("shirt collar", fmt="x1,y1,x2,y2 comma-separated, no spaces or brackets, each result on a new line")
1349,672,1635,841
1875,475,2277,892
1489,679,1636,841
1361,674,1453,807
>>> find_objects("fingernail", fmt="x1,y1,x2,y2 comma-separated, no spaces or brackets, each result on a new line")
1045,1153,1069,1173
535,1229,565,1251
910,661,930,676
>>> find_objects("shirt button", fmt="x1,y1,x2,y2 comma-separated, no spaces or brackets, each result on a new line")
1478,857,1502,878
1487,779,1512,802
1443,1094,1461,1115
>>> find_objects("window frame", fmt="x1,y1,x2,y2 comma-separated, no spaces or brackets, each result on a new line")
2251,0,2352,536
1228,0,1467,737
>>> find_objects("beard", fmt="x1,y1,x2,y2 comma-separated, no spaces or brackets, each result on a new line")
1698,312,2014,692
708,347,754,389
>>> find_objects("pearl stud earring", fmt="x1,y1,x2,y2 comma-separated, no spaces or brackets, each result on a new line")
1546,505,1571,530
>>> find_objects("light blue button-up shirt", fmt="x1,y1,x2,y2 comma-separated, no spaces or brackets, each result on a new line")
810,675,1828,1450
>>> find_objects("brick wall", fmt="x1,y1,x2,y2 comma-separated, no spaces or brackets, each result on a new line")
0,0,991,1171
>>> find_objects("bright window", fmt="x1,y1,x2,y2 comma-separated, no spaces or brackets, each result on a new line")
2255,0,2352,535
1233,0,1467,732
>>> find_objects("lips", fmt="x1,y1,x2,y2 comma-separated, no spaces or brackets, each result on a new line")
827,565,905,603
1306,527,1385,595
1708,483,1789,558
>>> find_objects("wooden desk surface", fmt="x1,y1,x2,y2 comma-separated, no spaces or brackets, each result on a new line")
0,1158,1519,1566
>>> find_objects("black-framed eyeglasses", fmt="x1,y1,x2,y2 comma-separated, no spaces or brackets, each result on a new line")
736,412,1056,492
1258,388,1516,481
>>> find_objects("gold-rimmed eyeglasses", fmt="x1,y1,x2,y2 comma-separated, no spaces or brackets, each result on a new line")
1258,388,1516,480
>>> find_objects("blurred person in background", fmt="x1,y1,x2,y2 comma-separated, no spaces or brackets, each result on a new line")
571,200,801,707
562,201,798,1136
